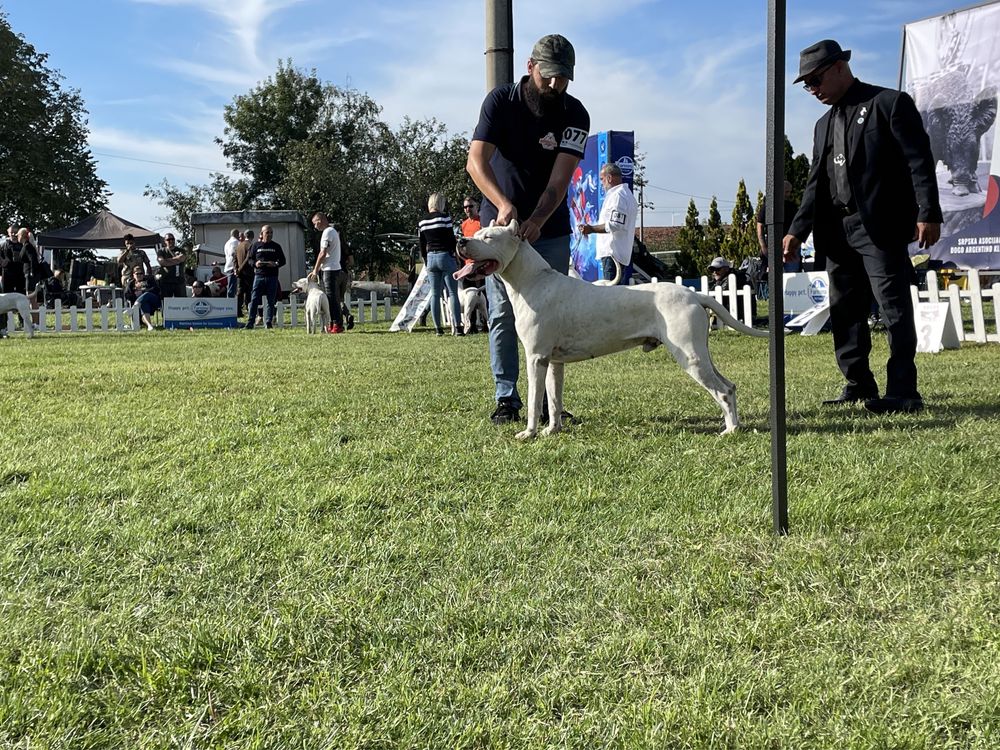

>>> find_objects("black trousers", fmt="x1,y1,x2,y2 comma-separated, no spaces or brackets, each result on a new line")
321,270,344,327
236,274,254,316
824,213,919,399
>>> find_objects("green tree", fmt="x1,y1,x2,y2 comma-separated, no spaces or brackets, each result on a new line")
215,61,324,208
675,199,704,276
721,179,757,262
702,196,724,260
784,135,810,204
149,62,472,278
142,180,213,253
0,12,108,230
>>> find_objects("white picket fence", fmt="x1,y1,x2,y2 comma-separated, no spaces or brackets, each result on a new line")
4,291,395,336
646,275,757,330
650,270,1000,343
910,270,1000,344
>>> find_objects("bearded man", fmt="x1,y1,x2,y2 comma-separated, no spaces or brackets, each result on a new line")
466,33,590,425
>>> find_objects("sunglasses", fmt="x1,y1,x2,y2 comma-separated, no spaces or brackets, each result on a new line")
463,205,474,209
802,63,835,90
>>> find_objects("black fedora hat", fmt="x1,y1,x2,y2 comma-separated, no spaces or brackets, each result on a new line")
793,39,851,84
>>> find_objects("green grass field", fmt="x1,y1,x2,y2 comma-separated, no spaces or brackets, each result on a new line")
1,324,998,748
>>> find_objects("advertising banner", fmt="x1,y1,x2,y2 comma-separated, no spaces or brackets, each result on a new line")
903,2,1000,269
568,130,635,280
163,297,238,329
782,271,830,315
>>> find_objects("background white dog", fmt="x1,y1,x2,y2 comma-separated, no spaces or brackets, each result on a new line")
456,222,768,439
0,293,35,338
291,275,330,334
459,285,487,334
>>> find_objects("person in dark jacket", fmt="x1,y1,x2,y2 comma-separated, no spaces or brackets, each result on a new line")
783,39,942,415
418,192,462,336
1,226,26,294
245,225,286,329
16,229,41,298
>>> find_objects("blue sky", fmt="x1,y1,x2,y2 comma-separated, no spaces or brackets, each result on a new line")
4,0,974,234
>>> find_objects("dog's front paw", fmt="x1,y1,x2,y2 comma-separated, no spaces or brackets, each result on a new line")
515,428,537,441
541,423,562,436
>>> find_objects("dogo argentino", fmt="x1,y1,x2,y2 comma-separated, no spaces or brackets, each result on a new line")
455,221,767,439
291,274,331,334
0,293,35,339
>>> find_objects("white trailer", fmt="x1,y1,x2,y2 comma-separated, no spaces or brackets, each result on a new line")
190,210,308,295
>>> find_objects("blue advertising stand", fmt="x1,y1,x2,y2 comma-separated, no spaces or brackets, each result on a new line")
568,130,635,281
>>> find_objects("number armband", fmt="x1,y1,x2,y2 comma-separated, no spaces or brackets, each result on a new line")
560,127,588,154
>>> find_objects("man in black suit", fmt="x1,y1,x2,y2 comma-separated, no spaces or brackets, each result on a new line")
784,40,942,414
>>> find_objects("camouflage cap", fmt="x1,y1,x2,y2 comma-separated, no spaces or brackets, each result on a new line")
531,34,575,80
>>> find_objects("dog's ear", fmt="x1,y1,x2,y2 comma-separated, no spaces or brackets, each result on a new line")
508,219,519,235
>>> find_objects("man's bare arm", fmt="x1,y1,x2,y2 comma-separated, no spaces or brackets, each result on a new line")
467,140,516,226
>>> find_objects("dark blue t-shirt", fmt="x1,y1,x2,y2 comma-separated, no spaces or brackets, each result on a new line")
472,76,590,239
248,240,286,277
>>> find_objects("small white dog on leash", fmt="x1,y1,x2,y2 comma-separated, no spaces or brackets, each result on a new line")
0,292,35,338
459,285,487,334
291,275,330,334
455,221,768,439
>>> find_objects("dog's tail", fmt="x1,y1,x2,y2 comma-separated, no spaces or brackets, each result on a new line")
696,292,769,338
604,259,622,285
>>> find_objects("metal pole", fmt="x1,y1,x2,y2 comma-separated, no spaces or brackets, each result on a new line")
766,0,789,535
485,0,514,90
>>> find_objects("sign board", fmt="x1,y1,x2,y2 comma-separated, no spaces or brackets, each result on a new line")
784,301,831,336
390,267,431,332
782,271,830,315
163,297,238,329
915,301,961,353
903,3,1000,269
568,131,635,281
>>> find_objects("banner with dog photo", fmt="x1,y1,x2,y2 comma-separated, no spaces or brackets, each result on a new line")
903,1,1000,269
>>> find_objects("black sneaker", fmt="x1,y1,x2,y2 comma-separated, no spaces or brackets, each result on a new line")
490,400,520,425
345,314,355,330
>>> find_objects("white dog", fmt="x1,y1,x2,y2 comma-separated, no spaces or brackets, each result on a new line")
459,285,488,334
455,222,768,439
292,275,330,334
0,293,35,339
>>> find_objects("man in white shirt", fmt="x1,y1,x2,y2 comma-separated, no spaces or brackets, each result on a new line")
310,211,345,333
581,163,639,285
223,228,240,298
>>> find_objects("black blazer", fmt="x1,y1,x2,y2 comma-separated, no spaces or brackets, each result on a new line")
789,81,942,252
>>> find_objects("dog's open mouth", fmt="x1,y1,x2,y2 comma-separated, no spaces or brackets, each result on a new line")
454,259,498,280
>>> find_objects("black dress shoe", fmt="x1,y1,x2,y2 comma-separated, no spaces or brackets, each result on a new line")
822,387,879,405
863,397,924,414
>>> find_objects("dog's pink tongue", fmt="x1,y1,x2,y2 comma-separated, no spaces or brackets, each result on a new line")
453,263,478,280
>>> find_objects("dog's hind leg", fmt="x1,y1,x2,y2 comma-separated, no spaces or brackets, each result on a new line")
542,361,565,436
516,355,548,440
664,325,740,434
